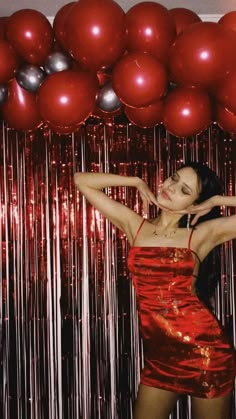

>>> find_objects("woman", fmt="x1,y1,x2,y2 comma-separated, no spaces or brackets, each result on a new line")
74,162,236,419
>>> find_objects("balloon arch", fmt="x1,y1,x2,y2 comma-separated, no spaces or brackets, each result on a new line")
1,1,236,136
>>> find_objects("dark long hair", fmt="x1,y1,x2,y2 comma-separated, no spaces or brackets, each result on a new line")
178,162,223,307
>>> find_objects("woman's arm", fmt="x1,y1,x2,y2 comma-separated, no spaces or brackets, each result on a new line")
189,194,236,245
190,195,236,224
74,172,158,241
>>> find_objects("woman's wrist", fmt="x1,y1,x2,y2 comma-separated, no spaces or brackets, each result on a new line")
213,194,236,207
212,195,223,206
134,176,145,188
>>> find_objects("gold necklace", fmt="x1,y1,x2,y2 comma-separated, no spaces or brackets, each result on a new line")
152,228,177,238
152,219,178,238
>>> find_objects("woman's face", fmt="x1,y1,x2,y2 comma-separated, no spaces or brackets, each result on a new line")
158,167,201,211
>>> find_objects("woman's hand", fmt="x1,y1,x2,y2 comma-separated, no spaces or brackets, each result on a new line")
137,180,159,213
183,196,219,225
168,196,220,225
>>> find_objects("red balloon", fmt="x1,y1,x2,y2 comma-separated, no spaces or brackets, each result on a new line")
219,11,236,32
213,70,236,114
53,2,76,50
169,8,201,36
163,87,212,137
0,17,9,40
46,121,82,135
6,9,53,65
125,101,163,128
38,69,99,126
1,78,42,130
169,22,236,87
125,2,176,63
215,103,236,133
112,52,167,108
0,40,19,84
64,0,126,70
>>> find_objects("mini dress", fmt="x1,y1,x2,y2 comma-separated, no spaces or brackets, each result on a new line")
127,219,236,398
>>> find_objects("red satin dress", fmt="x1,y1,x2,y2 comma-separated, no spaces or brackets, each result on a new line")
127,219,236,398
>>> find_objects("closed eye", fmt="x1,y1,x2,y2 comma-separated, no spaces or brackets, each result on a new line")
182,188,191,195
171,172,192,195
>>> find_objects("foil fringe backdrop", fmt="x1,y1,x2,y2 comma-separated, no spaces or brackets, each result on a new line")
0,121,236,419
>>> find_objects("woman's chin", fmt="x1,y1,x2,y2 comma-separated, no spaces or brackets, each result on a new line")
158,200,173,211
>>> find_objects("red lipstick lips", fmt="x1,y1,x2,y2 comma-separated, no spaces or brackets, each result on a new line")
161,190,171,201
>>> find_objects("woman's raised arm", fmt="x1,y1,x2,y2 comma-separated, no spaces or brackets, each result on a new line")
73,172,158,241
189,194,236,246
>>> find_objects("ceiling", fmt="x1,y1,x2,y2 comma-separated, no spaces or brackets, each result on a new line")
1,0,236,19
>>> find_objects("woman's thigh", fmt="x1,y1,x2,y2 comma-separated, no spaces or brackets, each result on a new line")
191,392,232,419
133,384,178,419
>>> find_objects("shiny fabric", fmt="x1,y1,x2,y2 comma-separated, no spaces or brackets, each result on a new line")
127,245,236,398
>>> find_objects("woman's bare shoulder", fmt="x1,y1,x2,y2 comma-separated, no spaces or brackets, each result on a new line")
190,220,218,261
126,214,146,245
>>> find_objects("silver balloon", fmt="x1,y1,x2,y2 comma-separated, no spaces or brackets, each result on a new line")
0,85,8,104
44,52,72,75
96,81,122,112
16,65,45,92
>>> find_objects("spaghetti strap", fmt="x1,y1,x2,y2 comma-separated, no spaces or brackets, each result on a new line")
188,228,201,263
187,228,195,250
132,219,146,246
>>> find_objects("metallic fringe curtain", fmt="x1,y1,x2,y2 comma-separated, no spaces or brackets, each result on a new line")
0,121,236,419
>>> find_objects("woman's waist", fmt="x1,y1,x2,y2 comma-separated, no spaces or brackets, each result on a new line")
138,301,225,343
137,293,198,309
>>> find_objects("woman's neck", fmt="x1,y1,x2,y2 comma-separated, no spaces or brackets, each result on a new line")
152,213,182,230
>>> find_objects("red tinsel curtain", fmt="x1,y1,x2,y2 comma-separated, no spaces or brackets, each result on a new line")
1,122,236,419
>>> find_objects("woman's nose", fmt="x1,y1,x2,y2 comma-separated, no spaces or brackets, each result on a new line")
167,183,176,193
